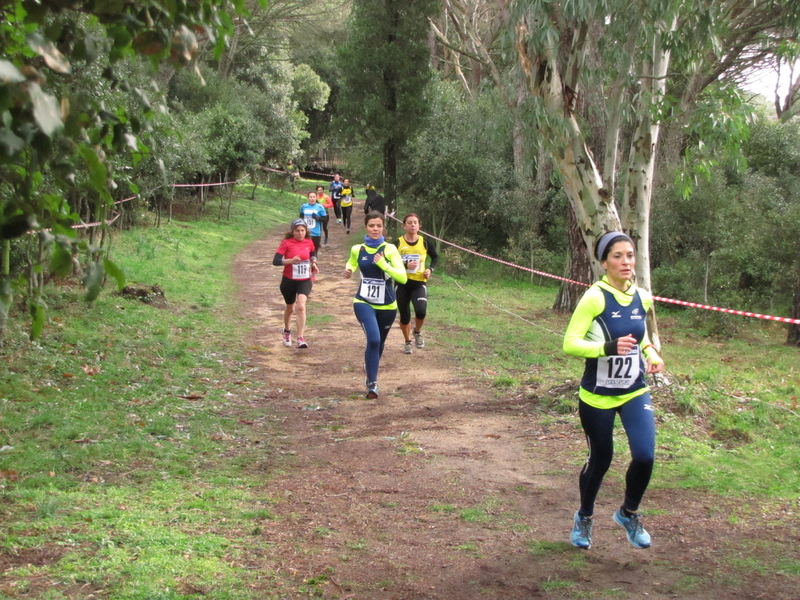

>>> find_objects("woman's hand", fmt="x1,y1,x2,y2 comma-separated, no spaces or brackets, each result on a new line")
343,269,352,279
311,262,319,274
616,334,637,355
646,360,665,374
373,252,384,265
287,256,302,265
406,259,419,272
423,268,432,280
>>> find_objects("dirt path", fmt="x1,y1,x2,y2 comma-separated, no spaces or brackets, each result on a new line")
231,200,799,599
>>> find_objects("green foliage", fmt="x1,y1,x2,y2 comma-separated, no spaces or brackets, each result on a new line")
0,0,263,337
651,116,800,337
292,64,331,112
337,0,439,140
336,0,441,207
401,82,517,253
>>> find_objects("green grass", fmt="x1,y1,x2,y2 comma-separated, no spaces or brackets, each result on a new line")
430,263,800,498
0,186,300,598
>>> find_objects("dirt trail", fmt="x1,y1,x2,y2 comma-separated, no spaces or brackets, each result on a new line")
231,199,799,599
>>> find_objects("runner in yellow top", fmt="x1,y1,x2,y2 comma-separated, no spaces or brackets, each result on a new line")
395,213,439,354
563,231,664,551
340,178,355,234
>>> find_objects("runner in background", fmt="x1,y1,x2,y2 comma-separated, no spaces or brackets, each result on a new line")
395,213,438,354
563,231,665,550
343,212,407,399
299,190,327,252
340,178,355,234
329,173,343,223
316,185,333,246
286,159,300,192
273,219,319,349
363,184,386,216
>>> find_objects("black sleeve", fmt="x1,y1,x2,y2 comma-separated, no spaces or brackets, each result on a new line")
425,238,439,271
272,253,284,267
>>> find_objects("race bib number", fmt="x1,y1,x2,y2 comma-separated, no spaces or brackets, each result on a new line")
359,277,386,304
292,260,311,280
402,253,421,274
303,214,315,228
596,346,640,389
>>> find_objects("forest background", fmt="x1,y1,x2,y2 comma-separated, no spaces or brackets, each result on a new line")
1,0,800,344
0,0,799,349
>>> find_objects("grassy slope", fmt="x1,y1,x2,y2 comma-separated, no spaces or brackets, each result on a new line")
0,185,798,598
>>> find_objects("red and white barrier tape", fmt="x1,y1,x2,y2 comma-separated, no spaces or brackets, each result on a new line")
387,214,800,326
30,172,249,234
171,173,250,188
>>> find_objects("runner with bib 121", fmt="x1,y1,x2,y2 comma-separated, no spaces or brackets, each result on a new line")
562,231,665,551
343,211,407,399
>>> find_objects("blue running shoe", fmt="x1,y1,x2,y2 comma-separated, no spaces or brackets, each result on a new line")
613,508,651,549
570,511,592,549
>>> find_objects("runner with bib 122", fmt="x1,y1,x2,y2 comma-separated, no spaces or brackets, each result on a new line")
562,231,665,551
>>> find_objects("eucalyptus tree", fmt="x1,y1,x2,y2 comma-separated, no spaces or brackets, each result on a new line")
505,0,800,341
336,0,441,215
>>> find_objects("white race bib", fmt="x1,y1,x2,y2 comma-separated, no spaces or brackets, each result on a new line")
303,215,315,229
403,253,421,274
596,346,641,389
292,260,310,279
359,277,386,304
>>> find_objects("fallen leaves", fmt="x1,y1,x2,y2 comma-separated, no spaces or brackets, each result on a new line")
82,364,102,375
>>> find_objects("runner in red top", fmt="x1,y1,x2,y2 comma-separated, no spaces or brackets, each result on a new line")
273,219,318,348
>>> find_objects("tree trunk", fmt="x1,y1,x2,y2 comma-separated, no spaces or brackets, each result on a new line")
517,39,620,278
553,202,592,312
787,269,800,347
619,26,673,298
384,139,398,236
0,241,11,340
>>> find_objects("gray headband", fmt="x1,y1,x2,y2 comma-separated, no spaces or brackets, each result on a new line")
596,232,632,261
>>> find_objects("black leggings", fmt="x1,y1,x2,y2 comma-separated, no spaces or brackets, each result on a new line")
341,206,352,230
577,393,655,516
320,215,329,238
396,280,428,324
332,197,342,219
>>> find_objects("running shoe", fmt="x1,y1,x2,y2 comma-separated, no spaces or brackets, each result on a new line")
323,236,328,245
282,330,292,347
346,228,350,234
365,381,378,399
570,511,593,549
403,341,413,354
336,219,342,223
413,331,425,349
296,337,308,349
613,508,651,549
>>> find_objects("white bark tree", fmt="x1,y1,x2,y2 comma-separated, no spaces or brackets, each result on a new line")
507,0,800,340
